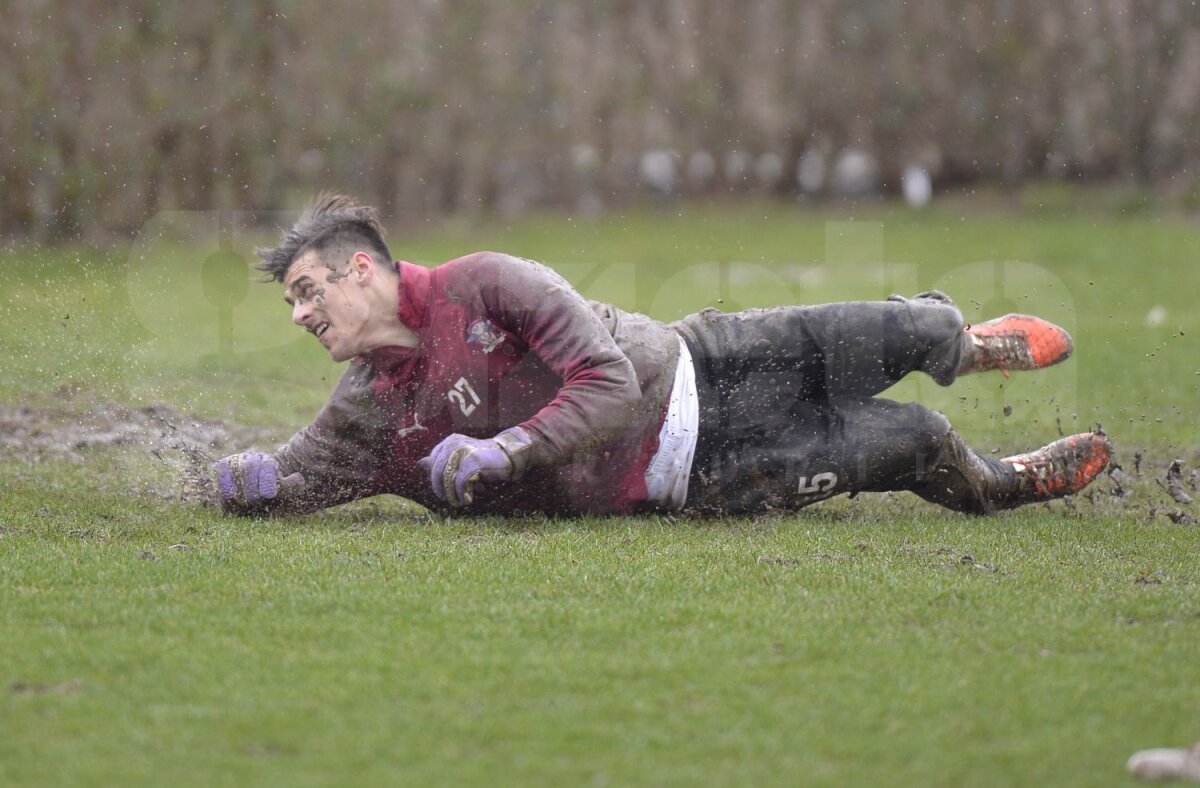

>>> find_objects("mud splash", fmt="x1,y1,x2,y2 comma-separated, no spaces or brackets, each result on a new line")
0,400,288,506
1083,447,1200,526
0,401,283,461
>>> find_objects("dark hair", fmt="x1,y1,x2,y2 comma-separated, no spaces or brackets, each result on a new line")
256,192,392,283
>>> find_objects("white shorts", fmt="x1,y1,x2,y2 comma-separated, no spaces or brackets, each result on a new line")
644,336,699,511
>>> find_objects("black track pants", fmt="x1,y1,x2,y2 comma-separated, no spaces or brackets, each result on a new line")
673,294,1017,515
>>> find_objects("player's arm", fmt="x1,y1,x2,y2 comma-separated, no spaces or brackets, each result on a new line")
423,252,642,506
480,252,641,467
213,365,386,516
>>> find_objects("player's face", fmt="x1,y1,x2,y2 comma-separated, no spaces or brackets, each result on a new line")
283,250,371,362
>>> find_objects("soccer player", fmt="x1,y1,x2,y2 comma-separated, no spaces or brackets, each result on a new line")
212,194,1111,517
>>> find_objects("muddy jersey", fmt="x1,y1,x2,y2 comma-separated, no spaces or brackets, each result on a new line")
271,252,681,515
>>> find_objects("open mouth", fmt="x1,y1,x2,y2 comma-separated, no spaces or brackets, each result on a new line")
312,322,330,339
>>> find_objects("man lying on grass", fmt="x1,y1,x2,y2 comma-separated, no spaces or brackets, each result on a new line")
212,193,1111,517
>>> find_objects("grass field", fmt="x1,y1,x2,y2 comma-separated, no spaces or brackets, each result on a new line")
2,197,1199,786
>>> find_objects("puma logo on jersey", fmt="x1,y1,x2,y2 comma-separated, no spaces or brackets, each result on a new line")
448,377,481,416
797,472,837,495
397,413,427,438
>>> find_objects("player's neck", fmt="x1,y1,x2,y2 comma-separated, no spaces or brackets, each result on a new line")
362,277,419,350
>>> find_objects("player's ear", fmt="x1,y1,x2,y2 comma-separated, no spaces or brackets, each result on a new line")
350,251,374,284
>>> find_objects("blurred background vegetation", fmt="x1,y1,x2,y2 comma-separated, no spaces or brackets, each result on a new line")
5,0,1200,241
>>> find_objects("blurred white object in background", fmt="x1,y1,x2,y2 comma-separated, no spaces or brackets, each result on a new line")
1126,745,1200,781
902,165,933,208
639,148,679,195
831,148,880,197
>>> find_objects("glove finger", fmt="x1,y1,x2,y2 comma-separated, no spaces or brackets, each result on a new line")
458,469,482,506
428,446,455,501
452,452,484,505
243,454,262,503
257,455,279,500
213,458,235,500
243,453,269,504
428,438,467,501
424,440,453,498
429,439,456,474
443,446,473,507
229,454,247,503
426,449,449,501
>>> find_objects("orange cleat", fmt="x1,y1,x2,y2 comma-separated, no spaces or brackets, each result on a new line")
1001,431,1112,504
960,314,1074,376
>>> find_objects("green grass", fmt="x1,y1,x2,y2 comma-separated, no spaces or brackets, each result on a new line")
2,199,1199,786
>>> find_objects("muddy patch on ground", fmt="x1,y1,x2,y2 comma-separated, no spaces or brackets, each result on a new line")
0,400,288,505
0,401,282,461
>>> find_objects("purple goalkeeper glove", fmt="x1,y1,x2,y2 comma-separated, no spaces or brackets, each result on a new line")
419,427,533,507
212,452,279,512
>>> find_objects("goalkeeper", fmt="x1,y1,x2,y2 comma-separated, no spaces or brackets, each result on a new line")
212,194,1110,517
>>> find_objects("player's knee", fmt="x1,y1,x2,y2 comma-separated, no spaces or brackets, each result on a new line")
912,302,964,345
904,404,953,453
846,402,954,490
893,406,953,484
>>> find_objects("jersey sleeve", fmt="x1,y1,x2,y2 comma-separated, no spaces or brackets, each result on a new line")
465,252,644,471
267,363,391,515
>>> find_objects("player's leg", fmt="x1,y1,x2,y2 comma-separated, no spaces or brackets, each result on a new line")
674,294,1076,406
685,395,1110,515
674,292,969,405
686,395,991,514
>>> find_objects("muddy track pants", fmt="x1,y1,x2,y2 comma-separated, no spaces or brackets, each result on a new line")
673,294,1017,515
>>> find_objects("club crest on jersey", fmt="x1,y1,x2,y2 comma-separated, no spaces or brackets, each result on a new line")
466,318,505,353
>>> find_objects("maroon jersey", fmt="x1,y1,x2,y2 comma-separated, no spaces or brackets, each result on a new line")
273,252,681,515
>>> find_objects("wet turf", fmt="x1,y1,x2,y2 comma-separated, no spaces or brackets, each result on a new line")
2,199,1198,786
